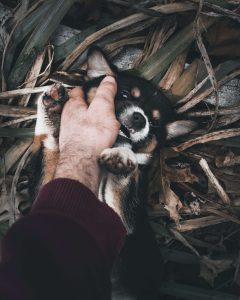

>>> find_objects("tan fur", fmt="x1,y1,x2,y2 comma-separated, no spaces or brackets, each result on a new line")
42,148,59,185
152,109,161,120
131,87,141,98
32,134,48,153
86,87,97,104
136,135,157,154
110,180,124,217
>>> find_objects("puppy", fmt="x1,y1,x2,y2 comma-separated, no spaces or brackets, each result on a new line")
33,47,196,299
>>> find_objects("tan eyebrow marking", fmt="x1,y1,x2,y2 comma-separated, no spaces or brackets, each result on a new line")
152,110,161,119
131,87,141,98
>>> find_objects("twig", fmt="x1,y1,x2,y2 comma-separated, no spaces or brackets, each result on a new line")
175,75,209,106
194,0,219,131
170,228,200,257
190,0,240,22
172,128,240,152
0,114,37,128
186,105,240,117
176,69,240,113
104,0,165,17
172,215,228,232
104,36,146,52
0,85,51,99
0,104,36,117
199,158,231,205
206,207,240,225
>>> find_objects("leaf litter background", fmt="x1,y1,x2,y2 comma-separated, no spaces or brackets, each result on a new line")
0,0,240,299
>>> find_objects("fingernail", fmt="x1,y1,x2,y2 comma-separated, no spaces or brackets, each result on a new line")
103,75,116,83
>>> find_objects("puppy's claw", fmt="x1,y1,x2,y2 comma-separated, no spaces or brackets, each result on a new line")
99,147,137,175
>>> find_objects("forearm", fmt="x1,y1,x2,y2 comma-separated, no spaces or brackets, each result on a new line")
55,146,100,195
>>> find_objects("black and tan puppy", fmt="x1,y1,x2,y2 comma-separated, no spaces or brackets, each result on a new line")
84,48,195,233
33,47,196,299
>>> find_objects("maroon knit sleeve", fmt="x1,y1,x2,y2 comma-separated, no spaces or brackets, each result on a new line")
0,178,126,300
31,178,126,265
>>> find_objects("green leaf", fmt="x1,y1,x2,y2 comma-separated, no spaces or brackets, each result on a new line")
0,128,34,137
3,0,56,79
137,17,216,83
8,0,75,89
0,138,32,178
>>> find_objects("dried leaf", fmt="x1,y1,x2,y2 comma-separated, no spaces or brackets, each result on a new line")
165,166,199,183
159,51,187,90
215,150,240,167
199,158,231,205
171,59,201,98
200,256,233,286
172,128,240,152
163,179,183,225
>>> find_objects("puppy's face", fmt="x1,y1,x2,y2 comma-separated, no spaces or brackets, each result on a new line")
84,48,174,147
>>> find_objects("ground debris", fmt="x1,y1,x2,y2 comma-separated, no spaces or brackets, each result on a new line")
0,0,240,298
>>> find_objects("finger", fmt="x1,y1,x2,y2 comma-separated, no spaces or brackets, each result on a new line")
68,86,88,109
90,76,117,113
61,87,87,123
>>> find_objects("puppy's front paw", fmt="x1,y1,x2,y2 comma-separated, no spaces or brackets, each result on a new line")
99,147,137,175
42,83,68,114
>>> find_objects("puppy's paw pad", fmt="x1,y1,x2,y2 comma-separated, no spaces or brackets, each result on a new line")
99,147,137,174
42,84,68,114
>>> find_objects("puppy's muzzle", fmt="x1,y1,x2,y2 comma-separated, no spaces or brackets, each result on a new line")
118,106,150,143
124,112,146,133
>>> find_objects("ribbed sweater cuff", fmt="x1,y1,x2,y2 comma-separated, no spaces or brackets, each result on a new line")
32,178,99,218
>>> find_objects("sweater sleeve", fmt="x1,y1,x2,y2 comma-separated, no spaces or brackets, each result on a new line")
0,178,126,300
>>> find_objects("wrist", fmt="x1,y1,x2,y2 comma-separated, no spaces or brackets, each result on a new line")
54,146,100,195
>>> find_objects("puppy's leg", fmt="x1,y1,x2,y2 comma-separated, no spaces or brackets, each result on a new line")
99,146,139,233
33,84,68,186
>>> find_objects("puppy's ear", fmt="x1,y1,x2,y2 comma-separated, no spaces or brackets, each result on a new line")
166,120,197,140
87,47,115,79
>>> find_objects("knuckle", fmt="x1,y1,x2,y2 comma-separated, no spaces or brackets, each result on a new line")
70,87,83,98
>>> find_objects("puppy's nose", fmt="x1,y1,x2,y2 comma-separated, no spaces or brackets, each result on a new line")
132,112,146,129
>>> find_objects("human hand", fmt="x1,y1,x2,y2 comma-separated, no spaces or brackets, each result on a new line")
55,76,120,194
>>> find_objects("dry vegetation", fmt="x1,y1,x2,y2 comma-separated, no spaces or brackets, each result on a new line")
0,0,240,298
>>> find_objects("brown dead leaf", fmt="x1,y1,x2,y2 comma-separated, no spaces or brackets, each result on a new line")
162,179,183,225
171,59,200,98
206,21,240,58
165,165,199,183
215,150,240,168
199,256,233,286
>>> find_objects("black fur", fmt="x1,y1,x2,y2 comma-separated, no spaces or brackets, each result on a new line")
84,47,166,299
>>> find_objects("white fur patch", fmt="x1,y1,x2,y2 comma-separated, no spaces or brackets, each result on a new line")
119,106,149,143
35,92,58,151
135,153,151,165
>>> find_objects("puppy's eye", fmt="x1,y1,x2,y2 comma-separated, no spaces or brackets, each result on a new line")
120,90,131,100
